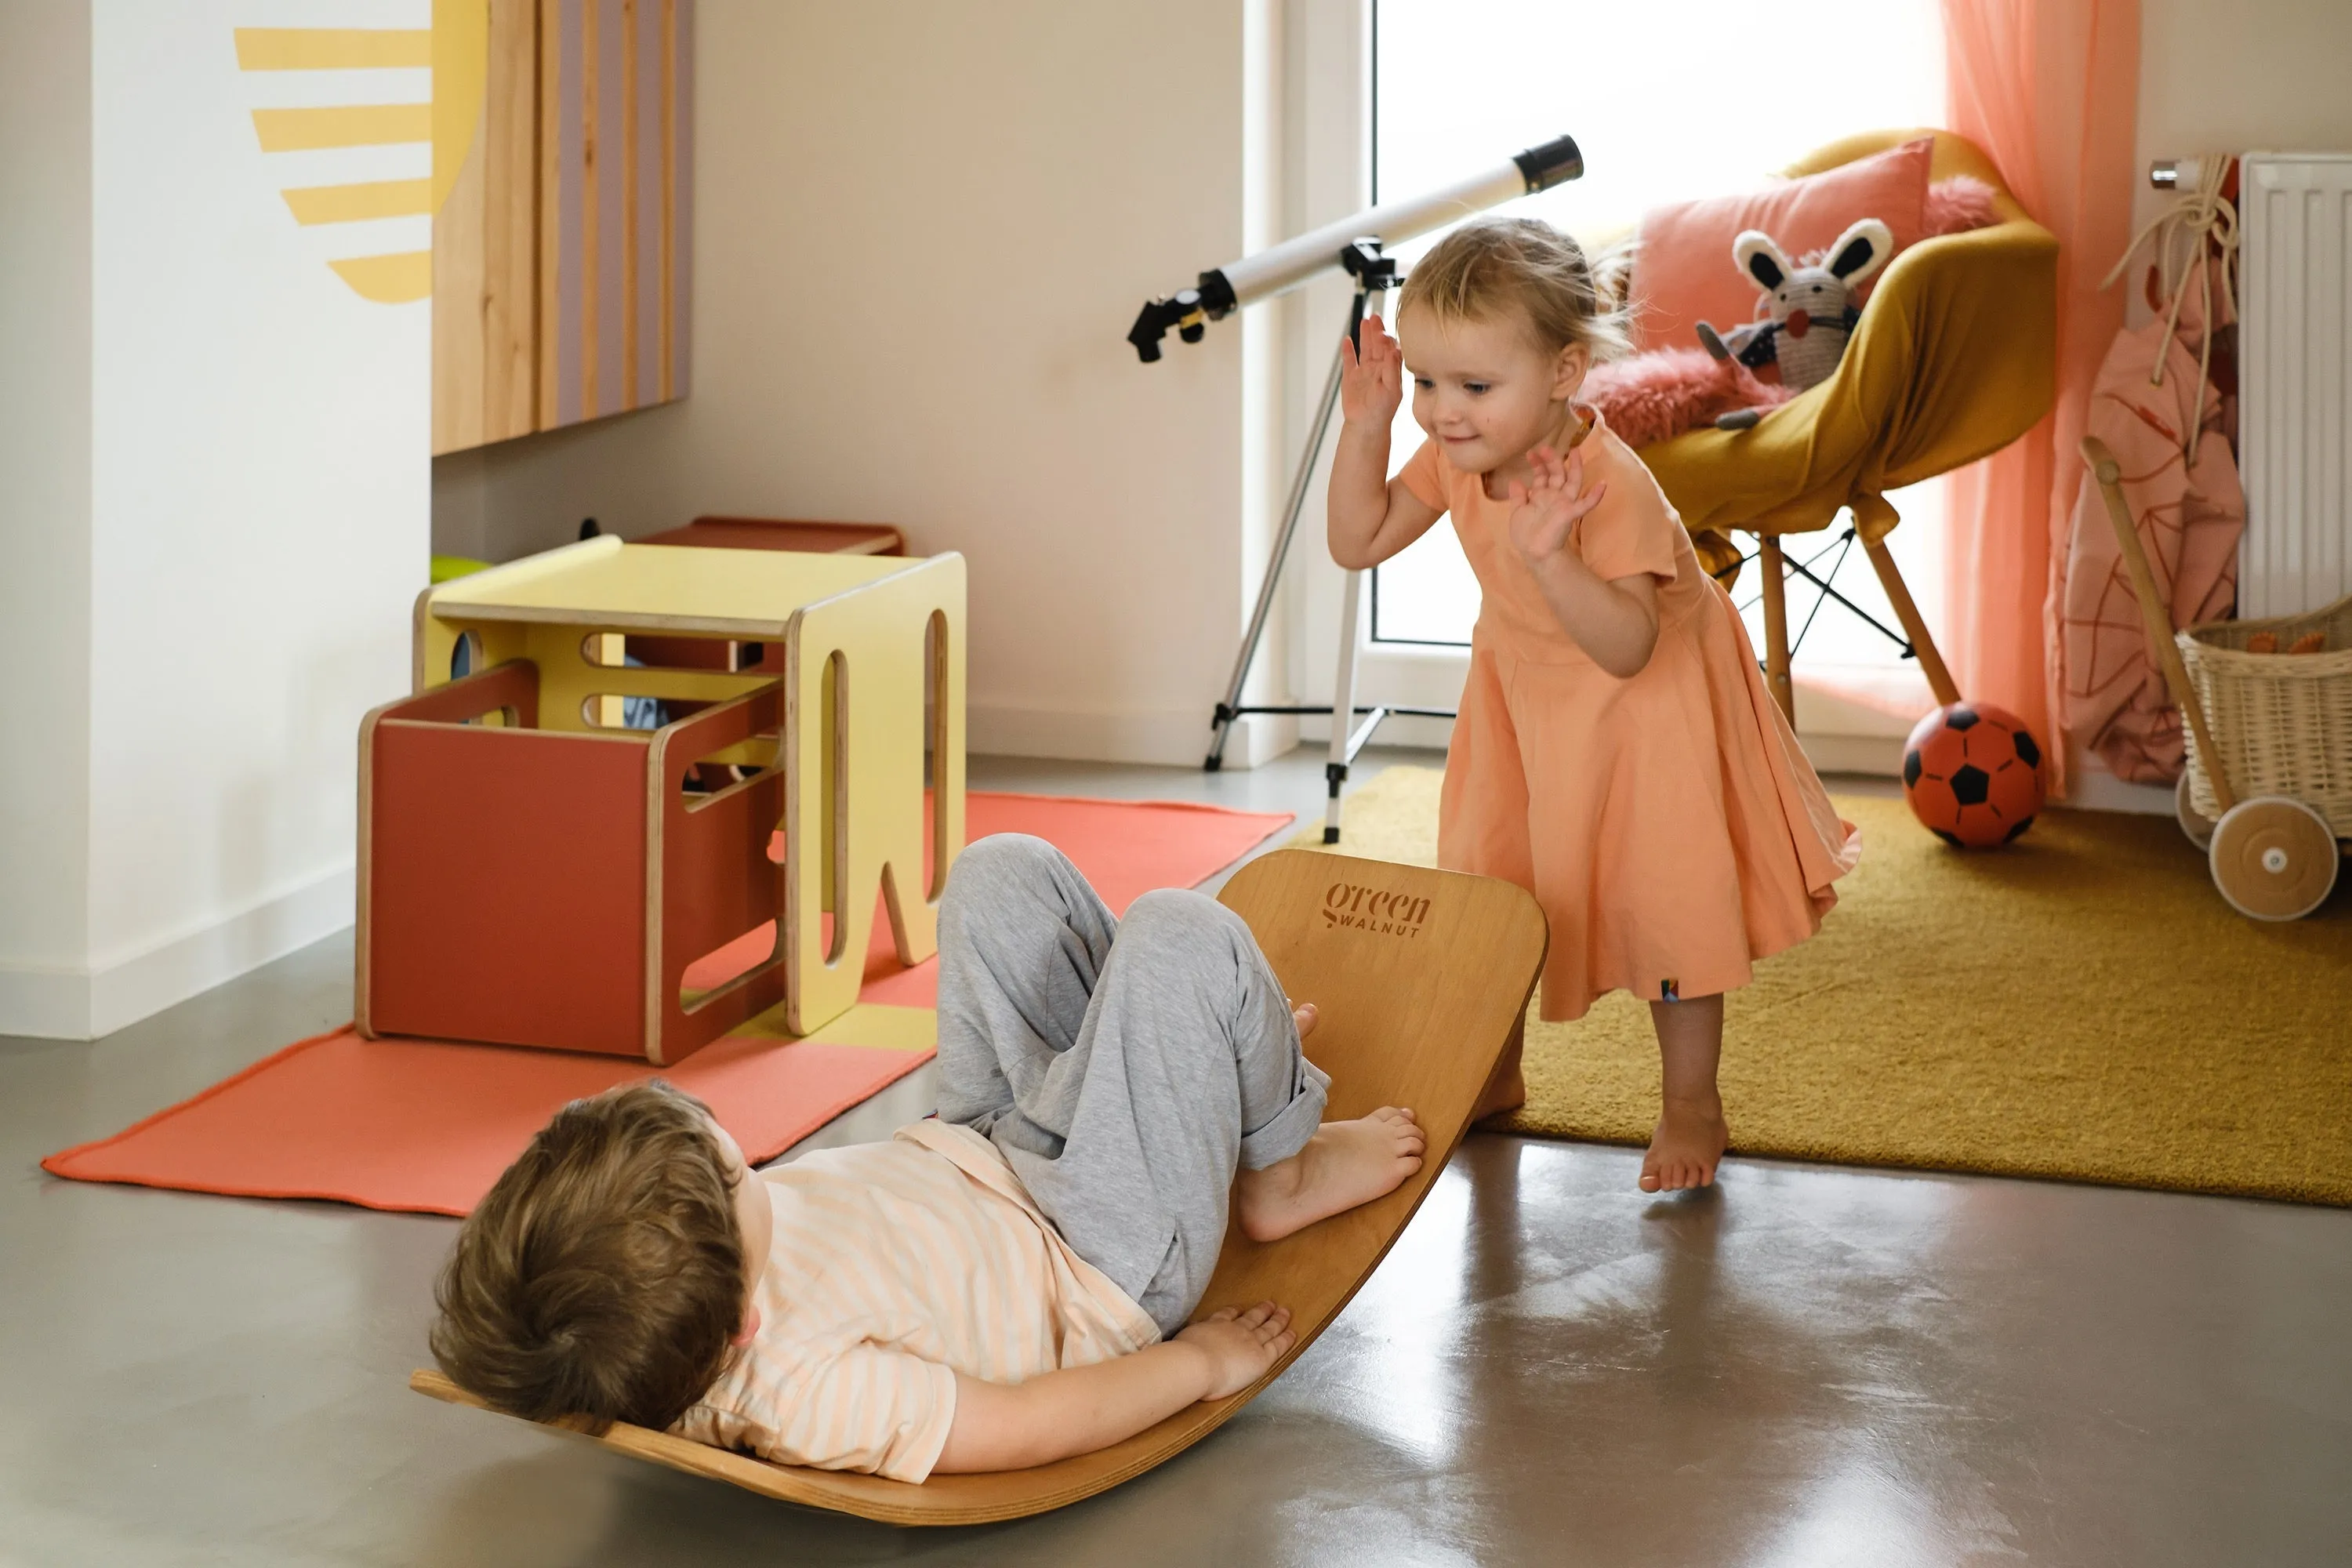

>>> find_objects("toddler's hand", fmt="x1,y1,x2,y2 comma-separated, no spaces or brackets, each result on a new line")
1338,315,1404,429
1506,443,1609,565
1177,1301,1296,1399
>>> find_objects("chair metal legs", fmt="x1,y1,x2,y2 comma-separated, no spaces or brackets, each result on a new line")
1746,528,1962,727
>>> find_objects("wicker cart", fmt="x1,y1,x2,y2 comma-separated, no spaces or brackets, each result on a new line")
2082,437,2350,920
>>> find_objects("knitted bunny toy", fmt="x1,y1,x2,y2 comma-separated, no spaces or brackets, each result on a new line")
1696,216,1893,394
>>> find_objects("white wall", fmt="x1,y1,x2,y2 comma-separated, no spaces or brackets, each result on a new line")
2132,0,2352,244
439,0,2352,784
0,0,96,1039
0,1,429,1039
437,0,1298,766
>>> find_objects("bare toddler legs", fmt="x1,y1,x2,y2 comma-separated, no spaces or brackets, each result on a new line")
1641,993,1727,1192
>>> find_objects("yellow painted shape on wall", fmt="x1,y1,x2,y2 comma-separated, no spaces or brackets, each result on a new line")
252,104,433,152
430,0,491,216
330,252,434,303
234,27,432,70
282,179,434,225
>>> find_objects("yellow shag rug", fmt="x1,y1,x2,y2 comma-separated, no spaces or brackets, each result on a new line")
1298,766,2352,1205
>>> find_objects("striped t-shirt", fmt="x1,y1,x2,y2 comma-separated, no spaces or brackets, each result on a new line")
670,1120,1160,1483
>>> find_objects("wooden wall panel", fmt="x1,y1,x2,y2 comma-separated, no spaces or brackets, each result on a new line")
536,0,692,434
433,0,689,455
433,0,542,456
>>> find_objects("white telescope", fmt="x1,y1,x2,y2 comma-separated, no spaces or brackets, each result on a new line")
1127,132,1582,361
1171,129,1589,818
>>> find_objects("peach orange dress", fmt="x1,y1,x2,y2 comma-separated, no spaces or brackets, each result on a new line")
1399,408,1860,1022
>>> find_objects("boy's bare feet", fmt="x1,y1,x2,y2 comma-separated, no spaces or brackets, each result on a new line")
1639,1091,1728,1192
1235,1108,1425,1243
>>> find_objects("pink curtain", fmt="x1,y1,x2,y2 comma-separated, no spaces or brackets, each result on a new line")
1940,0,2141,796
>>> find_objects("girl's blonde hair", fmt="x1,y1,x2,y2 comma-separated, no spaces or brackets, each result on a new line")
1399,216,1633,363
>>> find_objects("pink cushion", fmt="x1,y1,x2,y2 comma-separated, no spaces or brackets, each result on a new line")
1628,137,1936,351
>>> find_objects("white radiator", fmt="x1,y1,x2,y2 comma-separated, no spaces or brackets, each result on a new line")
2240,152,2352,619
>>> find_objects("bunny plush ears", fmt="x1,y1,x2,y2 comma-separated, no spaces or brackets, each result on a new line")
1733,217,1895,295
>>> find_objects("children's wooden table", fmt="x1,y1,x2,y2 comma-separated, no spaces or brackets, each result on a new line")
361,535,965,1061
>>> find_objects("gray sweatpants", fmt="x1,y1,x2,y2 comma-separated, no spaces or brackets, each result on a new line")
934,834,1330,1335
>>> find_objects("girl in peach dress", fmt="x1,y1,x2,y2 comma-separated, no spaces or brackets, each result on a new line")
1327,218,1860,1192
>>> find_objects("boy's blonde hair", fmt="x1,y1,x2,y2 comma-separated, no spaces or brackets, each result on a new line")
1399,216,1632,363
430,1080,745,1435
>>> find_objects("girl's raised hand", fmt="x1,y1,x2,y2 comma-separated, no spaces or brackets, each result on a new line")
1506,443,1608,565
1338,314,1403,429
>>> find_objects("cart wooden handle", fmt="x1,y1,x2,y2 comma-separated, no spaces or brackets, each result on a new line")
2079,436,2237,815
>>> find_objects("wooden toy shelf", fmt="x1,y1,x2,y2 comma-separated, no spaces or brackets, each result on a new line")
361,536,966,1062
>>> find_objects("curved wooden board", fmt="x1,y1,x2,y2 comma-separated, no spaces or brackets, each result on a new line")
410,849,1547,1525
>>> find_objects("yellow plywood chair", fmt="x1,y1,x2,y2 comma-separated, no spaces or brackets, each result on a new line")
1637,129,2059,719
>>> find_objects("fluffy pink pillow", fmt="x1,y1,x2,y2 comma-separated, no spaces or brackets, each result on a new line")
1628,138,1936,351
1922,173,2000,237
1585,348,1794,448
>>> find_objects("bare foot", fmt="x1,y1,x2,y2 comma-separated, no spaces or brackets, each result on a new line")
1639,1093,1728,1192
1236,1108,1425,1243
1471,1058,1526,1123
1470,1017,1527,1123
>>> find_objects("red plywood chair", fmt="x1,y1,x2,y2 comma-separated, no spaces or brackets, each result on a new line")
358,662,794,1065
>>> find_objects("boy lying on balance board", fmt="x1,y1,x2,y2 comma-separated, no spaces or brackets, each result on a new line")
430,834,1427,1480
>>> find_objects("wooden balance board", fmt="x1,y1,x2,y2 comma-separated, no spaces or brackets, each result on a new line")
410,848,1546,1525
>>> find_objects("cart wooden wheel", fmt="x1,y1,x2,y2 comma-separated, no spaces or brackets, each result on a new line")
2207,797,2339,921
2175,772,2216,849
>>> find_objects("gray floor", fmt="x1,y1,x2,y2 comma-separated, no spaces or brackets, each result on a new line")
5,750,2348,1566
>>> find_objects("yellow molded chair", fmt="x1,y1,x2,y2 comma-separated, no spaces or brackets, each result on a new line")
1635,129,2058,719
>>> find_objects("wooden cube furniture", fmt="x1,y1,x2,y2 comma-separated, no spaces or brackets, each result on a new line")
360,536,966,1061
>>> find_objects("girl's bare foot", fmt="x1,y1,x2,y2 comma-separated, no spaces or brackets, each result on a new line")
1639,1092,1728,1192
1470,1058,1526,1123
1236,1108,1425,1243
1470,1014,1528,1123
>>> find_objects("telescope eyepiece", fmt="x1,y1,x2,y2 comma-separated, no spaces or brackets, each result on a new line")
1512,133,1584,193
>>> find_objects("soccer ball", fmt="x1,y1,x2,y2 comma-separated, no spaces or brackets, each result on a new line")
1902,702,2045,848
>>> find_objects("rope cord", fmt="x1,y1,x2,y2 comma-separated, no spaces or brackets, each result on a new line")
2099,156,2239,464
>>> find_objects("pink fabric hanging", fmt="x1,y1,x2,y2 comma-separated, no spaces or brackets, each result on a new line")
1940,0,2142,796
2059,281,2243,782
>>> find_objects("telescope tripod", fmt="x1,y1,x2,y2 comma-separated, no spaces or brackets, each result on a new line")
1202,240,1457,844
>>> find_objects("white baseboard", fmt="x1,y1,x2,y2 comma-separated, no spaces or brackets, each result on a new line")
2064,767,2176,815
1298,711,1455,754
0,964,93,1041
970,702,1298,770
1798,731,1906,777
0,862,355,1041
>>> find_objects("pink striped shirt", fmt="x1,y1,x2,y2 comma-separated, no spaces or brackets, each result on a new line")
671,1120,1160,1483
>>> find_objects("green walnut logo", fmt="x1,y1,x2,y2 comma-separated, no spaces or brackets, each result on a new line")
1321,881,1432,938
